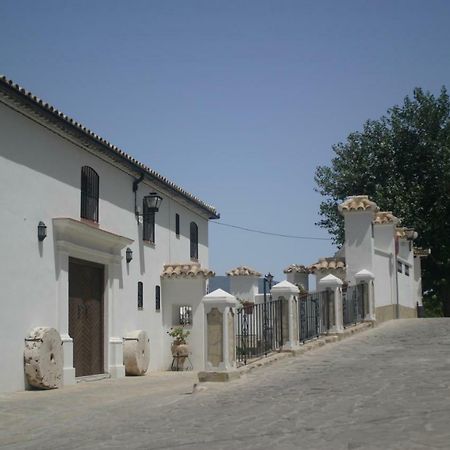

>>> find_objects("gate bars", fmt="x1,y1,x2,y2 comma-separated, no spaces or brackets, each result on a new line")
236,299,284,366
342,284,366,327
299,290,331,343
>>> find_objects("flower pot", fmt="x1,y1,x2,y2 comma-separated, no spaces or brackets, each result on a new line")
171,343,190,369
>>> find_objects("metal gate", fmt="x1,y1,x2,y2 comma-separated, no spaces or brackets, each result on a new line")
342,284,365,327
299,291,330,342
236,299,284,366
69,258,104,377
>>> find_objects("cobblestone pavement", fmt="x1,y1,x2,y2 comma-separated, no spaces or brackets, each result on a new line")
1,319,450,450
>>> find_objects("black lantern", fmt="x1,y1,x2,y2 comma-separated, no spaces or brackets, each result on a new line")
143,193,163,212
37,221,47,242
265,272,274,289
126,247,133,263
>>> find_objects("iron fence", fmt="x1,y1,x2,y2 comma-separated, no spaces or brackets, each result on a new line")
299,290,331,343
342,284,366,327
236,299,284,366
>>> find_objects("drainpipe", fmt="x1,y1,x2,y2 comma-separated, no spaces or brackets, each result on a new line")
132,173,145,219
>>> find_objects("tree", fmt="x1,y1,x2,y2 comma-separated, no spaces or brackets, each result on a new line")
315,87,450,316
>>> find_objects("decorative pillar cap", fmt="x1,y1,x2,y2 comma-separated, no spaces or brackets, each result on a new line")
319,274,343,288
355,269,375,281
202,288,239,307
271,280,300,294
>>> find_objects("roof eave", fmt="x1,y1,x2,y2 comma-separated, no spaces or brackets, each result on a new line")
0,76,220,220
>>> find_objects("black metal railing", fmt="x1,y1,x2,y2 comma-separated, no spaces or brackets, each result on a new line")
342,284,366,327
236,299,284,366
299,290,331,343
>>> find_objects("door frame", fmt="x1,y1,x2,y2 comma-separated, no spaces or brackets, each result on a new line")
53,217,133,385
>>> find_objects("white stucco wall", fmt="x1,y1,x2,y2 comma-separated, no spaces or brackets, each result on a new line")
229,276,259,302
397,240,415,309
161,278,207,370
373,251,394,308
343,211,374,284
0,101,211,392
286,272,309,291
373,225,396,309
414,256,423,306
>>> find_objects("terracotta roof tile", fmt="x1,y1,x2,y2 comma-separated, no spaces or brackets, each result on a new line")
226,266,261,277
308,258,346,273
338,195,379,214
283,264,311,274
373,211,400,225
395,227,417,240
161,263,215,279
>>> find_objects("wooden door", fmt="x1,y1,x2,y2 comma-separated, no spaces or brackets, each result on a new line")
69,258,104,377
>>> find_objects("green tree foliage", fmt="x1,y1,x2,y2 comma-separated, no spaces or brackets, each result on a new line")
315,88,450,316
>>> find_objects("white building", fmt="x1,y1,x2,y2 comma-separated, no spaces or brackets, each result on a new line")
289,196,426,322
0,76,219,393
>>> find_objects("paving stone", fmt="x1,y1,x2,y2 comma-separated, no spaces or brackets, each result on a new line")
1,319,450,449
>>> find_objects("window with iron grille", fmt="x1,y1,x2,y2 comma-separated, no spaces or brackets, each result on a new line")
190,222,198,260
178,305,192,325
405,265,410,276
143,200,155,243
175,213,180,237
80,166,99,222
397,260,403,273
137,282,143,310
155,285,161,311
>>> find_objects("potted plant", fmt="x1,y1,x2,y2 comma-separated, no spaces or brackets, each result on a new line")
238,298,255,314
167,326,190,369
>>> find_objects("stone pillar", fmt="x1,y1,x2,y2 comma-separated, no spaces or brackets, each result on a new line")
355,269,376,321
108,261,125,378
271,281,300,350
198,289,240,382
319,274,344,334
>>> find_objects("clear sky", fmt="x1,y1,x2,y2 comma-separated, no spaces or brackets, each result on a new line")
1,1,449,279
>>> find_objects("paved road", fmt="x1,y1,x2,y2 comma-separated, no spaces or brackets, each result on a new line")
1,319,450,450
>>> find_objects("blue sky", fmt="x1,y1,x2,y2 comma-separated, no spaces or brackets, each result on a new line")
1,1,449,279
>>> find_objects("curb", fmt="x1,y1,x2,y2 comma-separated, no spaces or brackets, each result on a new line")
198,321,375,383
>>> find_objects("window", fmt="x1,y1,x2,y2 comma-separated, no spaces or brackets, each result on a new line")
397,261,403,274
175,213,180,237
405,265,410,276
143,200,155,242
80,166,99,222
190,222,198,260
137,282,143,310
155,285,161,311
178,305,192,325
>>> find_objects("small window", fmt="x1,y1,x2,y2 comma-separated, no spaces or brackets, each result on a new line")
397,261,402,274
190,222,198,260
81,166,99,222
138,282,143,310
178,305,192,325
155,285,161,311
405,265,410,276
175,213,180,237
143,200,155,243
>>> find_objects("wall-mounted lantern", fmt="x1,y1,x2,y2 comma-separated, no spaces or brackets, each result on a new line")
126,247,133,264
37,221,47,242
143,193,163,212
134,191,163,221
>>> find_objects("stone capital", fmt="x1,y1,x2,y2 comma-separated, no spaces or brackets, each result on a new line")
319,274,343,289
